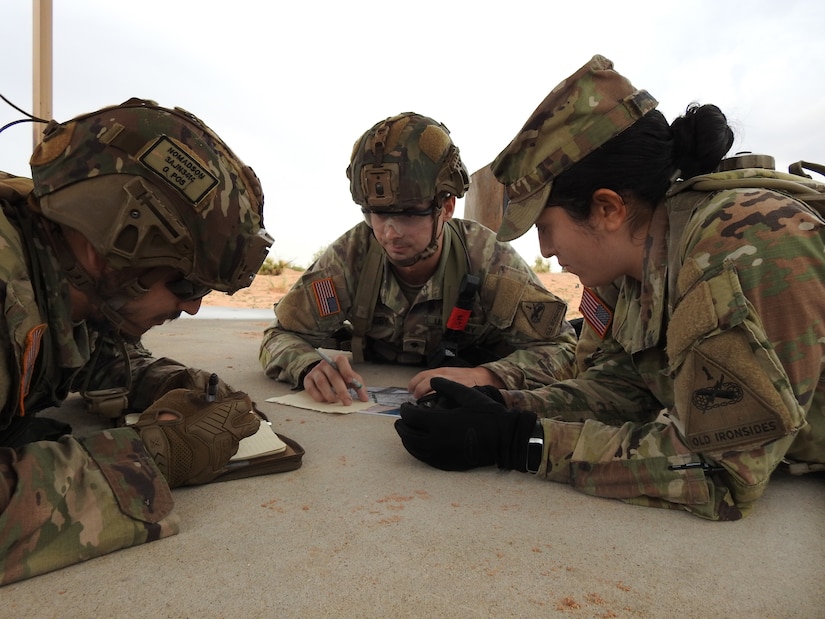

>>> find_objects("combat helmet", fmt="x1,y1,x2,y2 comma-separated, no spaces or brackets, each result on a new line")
347,112,469,266
29,98,272,300
347,112,469,211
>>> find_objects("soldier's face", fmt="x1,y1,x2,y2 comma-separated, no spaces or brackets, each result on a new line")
93,271,205,337
535,205,622,287
371,201,441,264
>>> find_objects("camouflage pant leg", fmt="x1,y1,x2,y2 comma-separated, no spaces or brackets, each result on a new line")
0,429,179,586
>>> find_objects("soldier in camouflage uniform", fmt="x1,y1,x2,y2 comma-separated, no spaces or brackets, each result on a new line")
394,55,825,521
0,99,272,584
259,112,577,404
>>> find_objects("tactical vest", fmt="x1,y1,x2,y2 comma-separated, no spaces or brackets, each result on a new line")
0,173,130,433
349,220,470,363
665,163,825,298
0,173,69,440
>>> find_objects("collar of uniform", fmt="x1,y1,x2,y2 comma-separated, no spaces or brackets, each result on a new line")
611,204,668,353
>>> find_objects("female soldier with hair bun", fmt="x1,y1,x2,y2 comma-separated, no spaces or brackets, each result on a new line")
394,55,825,521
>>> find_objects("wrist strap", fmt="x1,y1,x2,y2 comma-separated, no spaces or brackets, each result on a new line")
526,419,544,474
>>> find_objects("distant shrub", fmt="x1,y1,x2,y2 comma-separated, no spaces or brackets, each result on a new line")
533,256,550,273
258,257,292,275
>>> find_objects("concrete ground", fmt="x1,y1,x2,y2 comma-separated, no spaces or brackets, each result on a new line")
4,314,824,618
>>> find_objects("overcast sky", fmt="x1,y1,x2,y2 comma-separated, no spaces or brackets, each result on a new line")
3,0,824,268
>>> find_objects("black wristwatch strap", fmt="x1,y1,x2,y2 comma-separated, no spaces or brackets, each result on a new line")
525,419,544,474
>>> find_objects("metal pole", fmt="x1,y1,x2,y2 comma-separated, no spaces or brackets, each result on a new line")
33,0,53,148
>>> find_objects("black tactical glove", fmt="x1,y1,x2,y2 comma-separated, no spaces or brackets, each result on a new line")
133,389,260,488
395,377,537,472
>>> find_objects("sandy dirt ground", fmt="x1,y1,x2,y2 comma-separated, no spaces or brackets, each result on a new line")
202,269,584,320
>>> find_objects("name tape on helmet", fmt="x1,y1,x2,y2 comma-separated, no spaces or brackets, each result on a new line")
139,136,219,204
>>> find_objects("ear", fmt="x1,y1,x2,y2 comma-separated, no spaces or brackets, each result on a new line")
68,229,107,278
590,189,627,232
440,195,456,220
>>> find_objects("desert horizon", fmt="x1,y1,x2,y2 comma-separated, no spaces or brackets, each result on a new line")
202,269,584,320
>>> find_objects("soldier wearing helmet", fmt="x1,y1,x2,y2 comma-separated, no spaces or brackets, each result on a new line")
0,98,273,585
260,112,578,405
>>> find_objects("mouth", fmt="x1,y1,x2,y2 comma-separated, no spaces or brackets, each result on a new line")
385,244,411,255
153,312,182,327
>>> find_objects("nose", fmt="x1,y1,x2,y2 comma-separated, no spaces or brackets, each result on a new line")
538,231,555,259
180,298,203,316
382,217,404,238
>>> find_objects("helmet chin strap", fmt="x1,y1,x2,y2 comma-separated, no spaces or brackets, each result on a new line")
42,219,160,337
385,204,444,268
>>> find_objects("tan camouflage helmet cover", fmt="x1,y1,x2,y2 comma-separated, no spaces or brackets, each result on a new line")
347,112,470,211
491,55,659,241
29,98,272,293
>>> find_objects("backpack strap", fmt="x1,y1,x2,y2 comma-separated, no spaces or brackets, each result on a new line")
0,172,34,204
672,169,825,218
665,167,825,299
439,220,470,328
349,237,384,363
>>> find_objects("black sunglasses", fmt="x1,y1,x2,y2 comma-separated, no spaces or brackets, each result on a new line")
165,277,212,302
360,203,438,218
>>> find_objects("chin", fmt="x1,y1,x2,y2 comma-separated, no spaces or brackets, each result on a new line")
119,323,149,339
385,246,411,258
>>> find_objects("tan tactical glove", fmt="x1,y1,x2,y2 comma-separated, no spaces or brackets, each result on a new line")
133,388,260,488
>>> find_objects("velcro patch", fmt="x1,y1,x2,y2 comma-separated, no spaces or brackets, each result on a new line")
579,287,613,339
139,136,219,204
312,278,341,317
677,334,794,452
517,300,565,338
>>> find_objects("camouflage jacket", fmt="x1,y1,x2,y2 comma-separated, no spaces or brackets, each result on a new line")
260,219,577,389
0,176,228,585
507,170,825,520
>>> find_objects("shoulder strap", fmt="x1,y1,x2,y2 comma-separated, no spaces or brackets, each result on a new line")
0,172,34,204
349,237,384,363
664,191,702,301
670,168,825,218
440,220,470,329
665,167,825,297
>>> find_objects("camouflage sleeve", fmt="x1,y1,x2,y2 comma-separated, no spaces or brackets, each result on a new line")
0,428,179,585
500,274,670,421
126,343,239,411
478,318,578,389
503,318,667,422
461,224,578,388
536,415,754,521
78,336,239,413
509,189,825,520
259,227,366,386
259,316,334,388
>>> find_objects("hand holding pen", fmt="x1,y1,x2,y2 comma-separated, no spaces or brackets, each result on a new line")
304,348,368,405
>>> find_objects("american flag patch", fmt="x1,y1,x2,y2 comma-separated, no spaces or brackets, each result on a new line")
579,287,613,339
19,324,47,416
312,277,340,317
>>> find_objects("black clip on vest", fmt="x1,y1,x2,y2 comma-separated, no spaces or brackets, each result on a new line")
427,273,480,368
